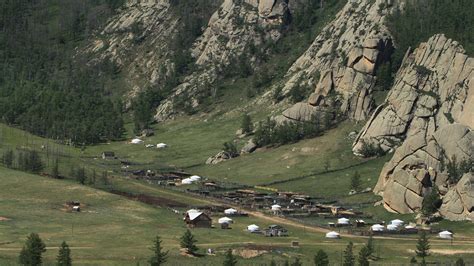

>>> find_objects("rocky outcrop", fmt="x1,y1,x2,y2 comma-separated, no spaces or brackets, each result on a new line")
154,0,290,121
439,173,474,221
376,124,473,214
206,151,237,165
353,34,473,219
278,0,397,123
353,34,474,154
86,0,180,102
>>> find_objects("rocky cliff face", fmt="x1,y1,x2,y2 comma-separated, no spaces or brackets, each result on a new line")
86,0,179,100
277,0,397,123
353,34,473,220
154,0,291,121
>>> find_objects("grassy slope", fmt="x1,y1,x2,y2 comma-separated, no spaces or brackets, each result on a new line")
2,167,473,265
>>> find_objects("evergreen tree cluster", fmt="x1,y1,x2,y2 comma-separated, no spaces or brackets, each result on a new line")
2,149,43,173
253,113,334,147
0,0,125,145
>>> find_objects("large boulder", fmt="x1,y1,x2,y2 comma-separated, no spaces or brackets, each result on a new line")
373,124,473,214
439,173,474,221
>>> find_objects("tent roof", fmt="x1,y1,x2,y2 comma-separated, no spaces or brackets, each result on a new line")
439,230,453,235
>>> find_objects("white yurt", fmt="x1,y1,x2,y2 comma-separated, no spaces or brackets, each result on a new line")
390,219,404,227
439,231,453,239
371,224,385,232
337,218,350,225
247,224,260,232
189,175,201,182
405,225,416,229
181,178,193,185
218,217,233,224
131,138,143,144
387,224,398,231
271,204,282,211
325,231,340,239
224,208,238,215
157,143,167,149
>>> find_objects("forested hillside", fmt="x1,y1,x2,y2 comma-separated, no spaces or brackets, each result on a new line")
0,0,126,144
0,0,472,146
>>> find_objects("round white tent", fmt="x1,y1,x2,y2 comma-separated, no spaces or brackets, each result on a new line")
157,143,167,149
189,175,201,182
247,224,260,232
390,219,404,227
325,231,340,239
224,208,238,215
181,178,193,185
439,231,453,239
387,224,398,231
405,225,416,229
371,224,385,232
337,218,350,225
131,138,143,144
271,204,282,211
218,217,233,224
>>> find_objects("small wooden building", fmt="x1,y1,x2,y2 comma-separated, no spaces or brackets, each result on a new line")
263,225,288,237
184,211,212,228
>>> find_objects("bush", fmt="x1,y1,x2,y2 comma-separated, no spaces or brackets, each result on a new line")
223,142,239,157
358,140,385,158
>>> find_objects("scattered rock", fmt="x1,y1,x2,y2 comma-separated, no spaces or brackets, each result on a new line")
241,139,257,154
206,151,238,165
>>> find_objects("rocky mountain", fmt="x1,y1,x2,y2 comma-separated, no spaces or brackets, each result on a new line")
86,0,179,100
154,0,291,121
353,34,473,220
276,0,397,124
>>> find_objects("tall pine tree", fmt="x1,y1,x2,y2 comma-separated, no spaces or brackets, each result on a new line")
57,241,72,266
180,230,198,254
18,233,46,266
149,236,168,266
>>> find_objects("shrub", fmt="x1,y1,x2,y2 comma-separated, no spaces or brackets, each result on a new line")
358,140,385,158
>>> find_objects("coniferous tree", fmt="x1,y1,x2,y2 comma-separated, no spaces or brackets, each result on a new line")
416,231,430,265
2,149,14,168
29,150,44,173
180,230,198,254
350,171,362,191
455,258,465,266
269,259,277,266
241,114,253,134
52,159,60,179
149,236,168,266
57,241,72,266
18,233,46,266
366,236,374,258
422,186,441,216
76,167,87,185
223,249,237,266
314,249,329,266
343,242,355,266
357,246,370,266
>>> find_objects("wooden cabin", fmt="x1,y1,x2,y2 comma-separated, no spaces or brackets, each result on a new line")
184,211,212,228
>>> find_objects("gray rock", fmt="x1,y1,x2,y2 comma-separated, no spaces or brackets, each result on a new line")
439,173,474,221
241,139,257,154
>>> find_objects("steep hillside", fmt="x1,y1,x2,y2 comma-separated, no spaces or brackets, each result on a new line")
353,35,473,220
275,0,397,124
